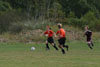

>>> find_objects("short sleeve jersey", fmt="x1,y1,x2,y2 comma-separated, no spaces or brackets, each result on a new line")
44,30,54,37
85,30,92,38
56,28,66,38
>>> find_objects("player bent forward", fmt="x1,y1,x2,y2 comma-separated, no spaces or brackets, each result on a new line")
41,26,58,50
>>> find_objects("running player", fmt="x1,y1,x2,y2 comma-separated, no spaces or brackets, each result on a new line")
41,26,58,50
56,23,69,54
84,26,94,49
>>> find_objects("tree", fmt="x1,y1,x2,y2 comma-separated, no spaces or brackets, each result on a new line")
0,1,12,12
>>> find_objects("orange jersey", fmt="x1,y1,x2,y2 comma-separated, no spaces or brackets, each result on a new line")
56,28,66,38
44,30,54,37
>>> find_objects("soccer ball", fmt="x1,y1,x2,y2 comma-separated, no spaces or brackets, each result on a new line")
45,34,48,37
31,47,35,51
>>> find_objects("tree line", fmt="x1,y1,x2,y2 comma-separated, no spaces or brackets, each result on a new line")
0,0,100,33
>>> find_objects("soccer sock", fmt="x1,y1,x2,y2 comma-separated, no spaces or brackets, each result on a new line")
88,44,93,49
46,43,50,49
66,45,69,51
53,44,58,50
64,45,69,51
91,42,94,46
61,48,65,54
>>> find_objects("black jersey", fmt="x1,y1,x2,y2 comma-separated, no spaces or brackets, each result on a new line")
85,30,92,38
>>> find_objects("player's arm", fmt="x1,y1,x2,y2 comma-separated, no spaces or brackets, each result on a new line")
40,31,47,36
56,31,59,35
56,31,61,38
40,32,44,36
54,32,57,38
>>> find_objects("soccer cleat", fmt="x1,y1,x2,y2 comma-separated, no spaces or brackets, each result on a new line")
88,44,93,50
90,46,93,49
91,43,94,47
56,48,59,50
54,46,59,50
62,51,65,54
55,47,59,50
67,45,69,51
62,49,65,54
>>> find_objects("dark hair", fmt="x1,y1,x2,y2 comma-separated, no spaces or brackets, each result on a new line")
49,27,51,30
57,24,62,29
58,25,61,29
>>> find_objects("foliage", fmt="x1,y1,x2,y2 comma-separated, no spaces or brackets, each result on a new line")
58,0,100,18
0,1,12,12
0,10,27,33
0,0,100,33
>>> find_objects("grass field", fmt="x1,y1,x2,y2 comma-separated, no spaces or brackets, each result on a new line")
0,41,100,67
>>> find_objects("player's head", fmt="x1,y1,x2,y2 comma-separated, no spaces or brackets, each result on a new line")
57,23,62,29
85,26,89,30
49,27,51,30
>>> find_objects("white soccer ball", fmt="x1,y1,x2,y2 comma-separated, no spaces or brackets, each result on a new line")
45,34,48,37
31,47,35,51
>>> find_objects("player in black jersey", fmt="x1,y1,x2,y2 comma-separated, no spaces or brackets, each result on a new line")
84,26,94,49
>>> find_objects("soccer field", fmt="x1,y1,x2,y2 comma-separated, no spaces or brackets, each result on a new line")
0,41,100,67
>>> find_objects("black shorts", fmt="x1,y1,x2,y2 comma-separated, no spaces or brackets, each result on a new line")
87,37,91,42
58,37,66,45
47,37,54,43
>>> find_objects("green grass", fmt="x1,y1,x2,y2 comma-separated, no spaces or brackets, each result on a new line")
0,41,100,67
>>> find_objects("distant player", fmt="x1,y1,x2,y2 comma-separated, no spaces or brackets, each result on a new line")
56,23,69,54
41,26,58,50
84,26,94,49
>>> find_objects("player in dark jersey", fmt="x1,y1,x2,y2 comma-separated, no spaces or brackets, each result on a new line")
56,23,69,54
41,26,58,50
84,26,94,49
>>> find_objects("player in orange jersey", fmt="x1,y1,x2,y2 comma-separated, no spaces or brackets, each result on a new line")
56,23,69,54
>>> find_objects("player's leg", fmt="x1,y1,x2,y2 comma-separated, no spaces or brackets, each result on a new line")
45,40,50,50
62,38,69,51
64,45,69,51
51,43,58,50
58,39,65,54
59,45,65,54
91,40,94,46
89,38,94,47
91,42,94,46
87,41,93,49
48,37,58,50
87,38,93,49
